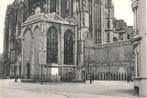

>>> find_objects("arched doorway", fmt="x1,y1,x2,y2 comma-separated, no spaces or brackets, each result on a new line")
47,26,58,63
64,30,74,65
26,63,30,79
23,29,32,79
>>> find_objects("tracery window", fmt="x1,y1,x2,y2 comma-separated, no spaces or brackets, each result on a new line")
47,27,58,63
64,30,74,65
95,1,102,44
23,6,28,22
50,0,56,13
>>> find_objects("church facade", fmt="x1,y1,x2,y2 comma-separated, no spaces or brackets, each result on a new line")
3,0,133,80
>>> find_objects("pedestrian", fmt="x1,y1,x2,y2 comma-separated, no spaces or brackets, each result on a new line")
15,75,18,82
90,74,93,84
92,73,94,82
127,74,131,82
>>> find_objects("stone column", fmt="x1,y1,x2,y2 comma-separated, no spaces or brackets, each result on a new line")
76,0,89,81
61,25,64,65
135,45,139,77
21,38,24,78
58,28,61,65
78,0,89,65
74,27,78,65
31,37,35,79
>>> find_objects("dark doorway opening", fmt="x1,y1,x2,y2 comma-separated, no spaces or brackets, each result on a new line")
26,63,30,79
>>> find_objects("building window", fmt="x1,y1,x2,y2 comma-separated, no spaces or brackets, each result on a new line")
64,30,74,65
107,20,110,28
95,1,101,44
61,0,68,18
50,0,56,13
71,0,73,15
89,0,92,37
23,7,28,22
127,34,130,39
113,37,118,42
47,26,58,63
119,33,124,41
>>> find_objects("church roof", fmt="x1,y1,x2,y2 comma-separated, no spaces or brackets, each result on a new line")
24,12,69,24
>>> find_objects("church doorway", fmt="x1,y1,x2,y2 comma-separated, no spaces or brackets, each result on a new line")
26,63,30,79
47,26,58,63
64,30,74,65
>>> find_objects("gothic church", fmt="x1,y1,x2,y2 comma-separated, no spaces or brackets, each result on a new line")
3,0,114,79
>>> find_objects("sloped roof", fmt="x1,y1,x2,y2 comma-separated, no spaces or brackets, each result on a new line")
24,12,69,24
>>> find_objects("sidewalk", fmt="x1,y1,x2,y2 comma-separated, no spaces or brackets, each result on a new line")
0,79,144,98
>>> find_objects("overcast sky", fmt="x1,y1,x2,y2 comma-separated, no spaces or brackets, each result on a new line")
0,0,133,54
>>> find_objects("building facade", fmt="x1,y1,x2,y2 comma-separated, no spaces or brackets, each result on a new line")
3,0,133,80
131,0,147,96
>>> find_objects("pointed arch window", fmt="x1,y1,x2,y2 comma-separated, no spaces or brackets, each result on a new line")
50,0,56,13
47,27,58,63
64,30,74,65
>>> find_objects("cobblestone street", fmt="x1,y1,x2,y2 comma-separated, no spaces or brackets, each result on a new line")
0,79,142,98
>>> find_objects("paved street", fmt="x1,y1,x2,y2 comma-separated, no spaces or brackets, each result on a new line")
0,87,66,98
0,79,143,98
0,80,67,98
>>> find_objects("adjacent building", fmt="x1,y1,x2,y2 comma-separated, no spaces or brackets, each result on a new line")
131,0,147,96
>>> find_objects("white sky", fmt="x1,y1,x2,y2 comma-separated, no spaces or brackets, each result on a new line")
113,0,133,25
0,0,133,54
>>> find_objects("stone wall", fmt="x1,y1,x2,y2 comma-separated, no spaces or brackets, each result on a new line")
84,40,134,75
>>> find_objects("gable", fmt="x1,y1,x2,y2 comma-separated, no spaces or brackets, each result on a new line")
23,12,69,25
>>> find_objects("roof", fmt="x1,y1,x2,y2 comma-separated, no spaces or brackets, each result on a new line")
24,12,69,24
